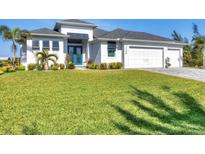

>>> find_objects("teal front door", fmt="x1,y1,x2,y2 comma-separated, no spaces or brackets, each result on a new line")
68,46,83,65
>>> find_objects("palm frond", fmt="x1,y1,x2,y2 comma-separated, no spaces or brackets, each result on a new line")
36,51,44,57
171,30,183,42
12,28,21,36
47,54,58,60
36,57,43,65
16,30,31,44
193,23,200,37
0,25,10,35
47,57,57,64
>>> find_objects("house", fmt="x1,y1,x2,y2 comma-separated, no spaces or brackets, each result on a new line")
21,19,185,69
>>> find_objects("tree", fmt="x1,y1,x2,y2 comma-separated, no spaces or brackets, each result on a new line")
191,24,205,67
171,30,193,66
0,25,30,66
192,36,205,53
193,23,200,37
36,50,58,70
171,30,183,42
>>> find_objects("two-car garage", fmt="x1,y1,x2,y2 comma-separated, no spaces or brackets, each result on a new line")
124,45,182,68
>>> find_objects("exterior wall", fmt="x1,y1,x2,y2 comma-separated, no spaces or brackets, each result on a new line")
100,41,122,63
60,25,94,41
89,42,101,64
24,36,66,68
59,25,94,66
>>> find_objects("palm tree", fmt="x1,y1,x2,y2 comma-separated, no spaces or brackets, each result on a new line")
0,25,30,66
36,50,58,70
171,30,183,42
193,23,200,37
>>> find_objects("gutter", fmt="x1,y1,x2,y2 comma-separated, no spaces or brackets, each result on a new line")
122,38,187,46
95,38,187,46
31,33,68,38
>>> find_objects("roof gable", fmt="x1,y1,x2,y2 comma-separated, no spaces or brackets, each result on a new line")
93,28,109,38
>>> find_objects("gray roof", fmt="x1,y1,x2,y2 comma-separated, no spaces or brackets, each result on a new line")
93,28,109,38
97,28,177,42
30,28,65,37
54,19,96,31
62,19,94,25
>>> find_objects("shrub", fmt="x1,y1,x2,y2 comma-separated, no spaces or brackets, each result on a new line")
116,62,123,69
0,71,4,75
28,64,36,70
0,59,12,66
7,67,15,73
36,64,43,71
108,63,117,69
108,62,123,69
99,63,107,70
66,63,75,69
65,54,72,65
59,64,65,70
0,66,8,72
0,65,15,73
16,65,25,71
165,57,171,68
90,63,98,69
51,64,59,71
86,64,91,69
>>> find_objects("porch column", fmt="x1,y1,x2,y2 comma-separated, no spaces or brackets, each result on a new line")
86,41,90,60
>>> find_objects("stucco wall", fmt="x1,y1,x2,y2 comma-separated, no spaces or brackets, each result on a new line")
24,36,65,67
60,25,94,41
100,41,122,63
90,42,101,64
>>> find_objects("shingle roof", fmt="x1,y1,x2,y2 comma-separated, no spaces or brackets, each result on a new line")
97,28,177,42
30,28,65,36
62,19,94,25
93,28,108,38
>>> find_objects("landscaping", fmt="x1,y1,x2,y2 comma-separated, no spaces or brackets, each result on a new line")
0,70,205,134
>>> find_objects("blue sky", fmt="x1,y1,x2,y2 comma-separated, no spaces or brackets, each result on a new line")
1,19,205,57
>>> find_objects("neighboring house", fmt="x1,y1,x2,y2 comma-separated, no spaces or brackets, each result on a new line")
21,19,185,69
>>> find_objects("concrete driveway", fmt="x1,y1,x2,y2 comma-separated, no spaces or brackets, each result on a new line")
141,67,205,82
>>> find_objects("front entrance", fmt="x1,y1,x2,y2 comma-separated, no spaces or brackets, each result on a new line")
68,46,83,65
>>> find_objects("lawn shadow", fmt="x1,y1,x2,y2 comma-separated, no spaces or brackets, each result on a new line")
112,85,205,135
22,122,41,135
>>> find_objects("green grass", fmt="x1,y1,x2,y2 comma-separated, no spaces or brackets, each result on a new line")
0,70,205,134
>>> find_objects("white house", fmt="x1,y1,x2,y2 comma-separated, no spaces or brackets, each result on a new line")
21,19,186,69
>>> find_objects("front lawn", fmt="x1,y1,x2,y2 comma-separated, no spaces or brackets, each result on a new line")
0,70,205,134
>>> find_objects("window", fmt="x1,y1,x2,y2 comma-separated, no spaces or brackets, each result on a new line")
32,40,40,50
52,41,59,51
108,41,116,57
43,40,50,50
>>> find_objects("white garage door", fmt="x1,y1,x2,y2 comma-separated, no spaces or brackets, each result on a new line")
124,46,163,68
165,49,180,67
